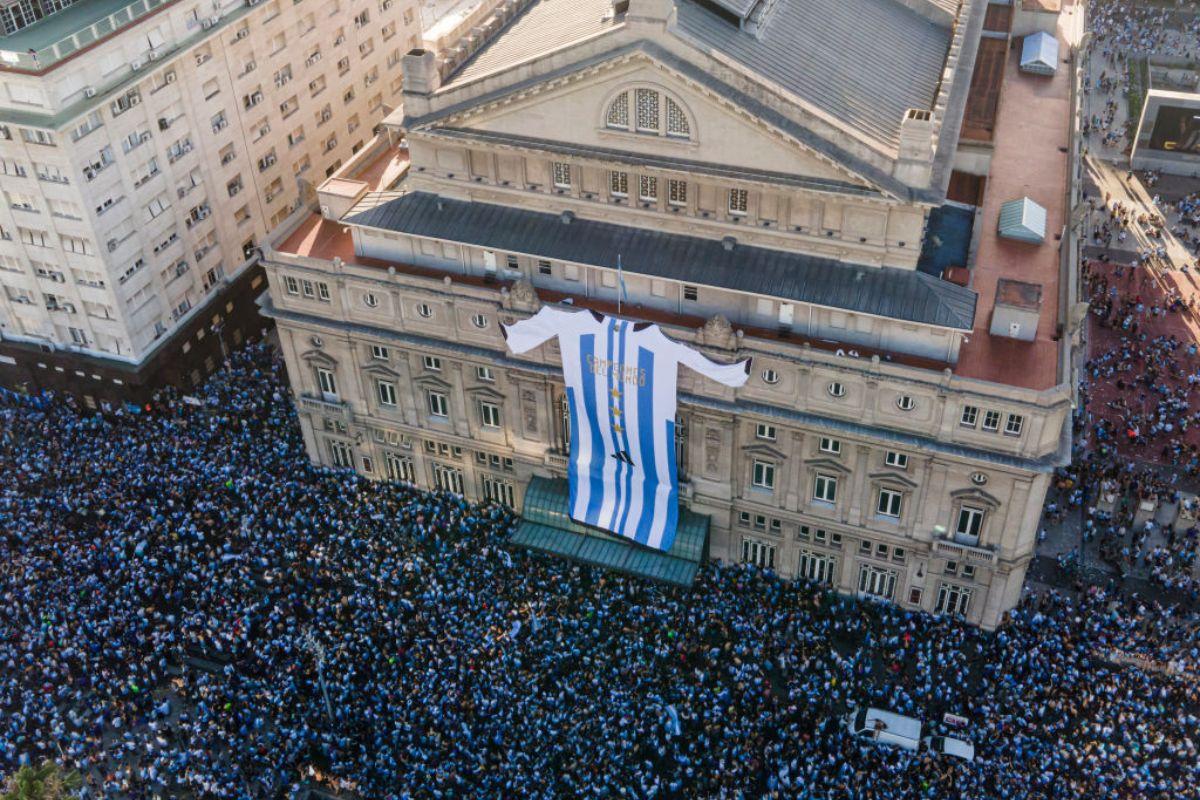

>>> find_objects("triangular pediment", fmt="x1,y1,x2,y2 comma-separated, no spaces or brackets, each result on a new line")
423,53,887,196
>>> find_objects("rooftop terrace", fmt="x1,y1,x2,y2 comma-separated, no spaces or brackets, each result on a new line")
954,21,1071,391
0,0,178,73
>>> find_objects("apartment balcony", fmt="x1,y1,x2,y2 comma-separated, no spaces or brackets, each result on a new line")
297,394,352,424
932,537,997,566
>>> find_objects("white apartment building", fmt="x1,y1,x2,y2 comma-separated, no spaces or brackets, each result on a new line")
0,0,420,398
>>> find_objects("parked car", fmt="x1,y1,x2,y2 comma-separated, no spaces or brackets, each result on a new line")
923,735,976,762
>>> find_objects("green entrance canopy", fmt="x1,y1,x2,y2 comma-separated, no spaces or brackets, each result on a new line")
510,476,709,586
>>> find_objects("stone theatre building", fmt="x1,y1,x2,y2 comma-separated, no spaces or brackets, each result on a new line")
262,0,1075,627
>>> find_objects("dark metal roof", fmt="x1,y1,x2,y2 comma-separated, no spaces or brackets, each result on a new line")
345,191,978,330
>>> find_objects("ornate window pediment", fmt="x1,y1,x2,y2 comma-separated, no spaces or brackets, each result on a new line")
604,85,693,140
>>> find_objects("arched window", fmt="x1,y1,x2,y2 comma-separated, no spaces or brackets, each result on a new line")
605,88,692,140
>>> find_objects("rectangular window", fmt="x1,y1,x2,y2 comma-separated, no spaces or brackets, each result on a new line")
476,365,495,382
798,551,837,585
537,260,552,275
552,162,571,188
884,451,909,469
432,463,464,494
683,285,698,301
748,460,777,491
858,564,897,600
317,282,331,302
955,506,985,543
638,174,657,202
668,179,687,207
751,459,776,490
610,170,628,197
876,488,903,518
482,475,516,506
480,401,502,428
316,367,337,398
283,275,299,295
423,355,442,371
982,410,1001,432
935,583,972,616
755,423,776,441
960,405,978,427
728,188,748,215
1004,414,1024,436
428,391,449,418
376,380,397,407
370,345,390,360
741,538,776,570
329,440,353,468
385,452,415,483
819,437,841,455
813,474,838,504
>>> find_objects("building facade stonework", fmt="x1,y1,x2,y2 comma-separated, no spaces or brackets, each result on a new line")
263,0,1073,628
0,0,421,399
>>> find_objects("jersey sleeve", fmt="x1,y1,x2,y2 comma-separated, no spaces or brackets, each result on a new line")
662,330,752,388
500,306,580,354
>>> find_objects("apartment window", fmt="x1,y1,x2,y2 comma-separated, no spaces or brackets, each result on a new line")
751,459,776,490
638,175,657,202
668,179,687,207
761,369,779,385
470,313,489,330
945,560,959,575
427,391,449,418
376,380,397,407
505,254,519,271
552,162,571,188
858,564,897,600
955,506,985,543
536,259,553,276
827,382,846,398
316,367,337,398
317,282,331,302
385,452,415,483
813,474,838,504
755,423,776,441
480,401,502,428
935,583,972,616
363,292,379,308
960,405,979,427
370,345,390,360
982,410,1001,432
1005,414,1024,436
962,564,976,580
741,538,776,570
896,395,916,411
884,451,908,469
683,285,698,301
610,170,628,198
892,547,906,563
476,366,495,382
728,188,748,215
329,440,353,468
876,488,903,518
423,355,442,371
416,303,433,318
818,437,841,455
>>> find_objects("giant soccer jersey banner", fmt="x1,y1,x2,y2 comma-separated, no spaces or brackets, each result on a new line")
502,307,750,551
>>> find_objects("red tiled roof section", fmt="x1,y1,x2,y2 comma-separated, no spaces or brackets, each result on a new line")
955,29,1069,391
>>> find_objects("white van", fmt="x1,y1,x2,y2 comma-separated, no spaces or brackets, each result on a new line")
841,707,923,751
923,735,976,762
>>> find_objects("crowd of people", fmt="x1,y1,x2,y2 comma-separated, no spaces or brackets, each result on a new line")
1,346,1199,799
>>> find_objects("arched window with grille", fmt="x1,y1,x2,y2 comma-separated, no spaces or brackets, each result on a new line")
604,87,693,140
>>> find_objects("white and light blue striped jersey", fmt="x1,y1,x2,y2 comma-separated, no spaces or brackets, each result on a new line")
503,307,750,551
